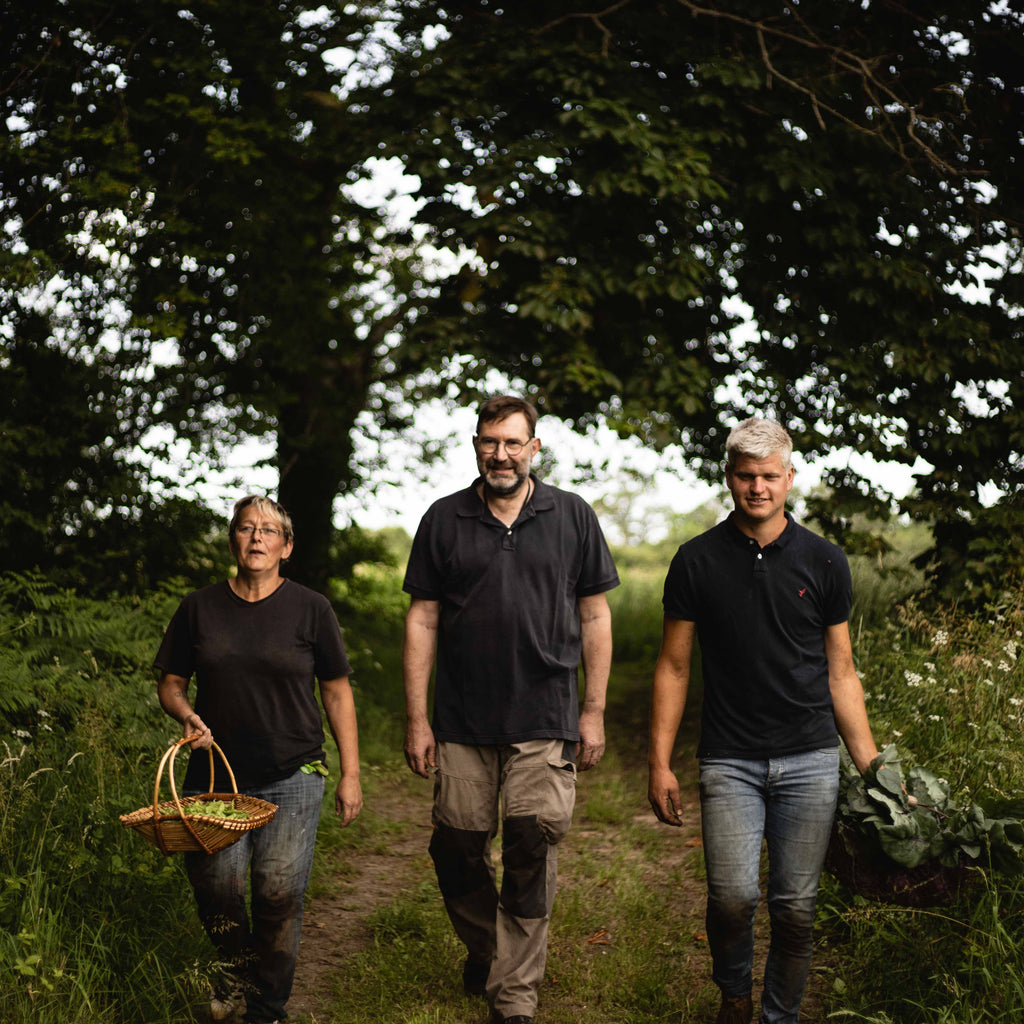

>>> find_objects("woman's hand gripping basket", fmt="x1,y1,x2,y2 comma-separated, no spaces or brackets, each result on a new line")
120,736,278,855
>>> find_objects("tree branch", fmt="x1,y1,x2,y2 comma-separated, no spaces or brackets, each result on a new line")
537,1,633,57
676,0,973,177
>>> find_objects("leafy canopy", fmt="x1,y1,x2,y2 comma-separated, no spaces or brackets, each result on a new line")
364,0,1024,597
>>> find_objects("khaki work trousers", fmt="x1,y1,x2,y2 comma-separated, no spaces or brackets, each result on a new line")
430,739,577,1020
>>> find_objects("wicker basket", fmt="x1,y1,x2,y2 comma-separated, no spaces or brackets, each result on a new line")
120,736,278,855
825,822,976,907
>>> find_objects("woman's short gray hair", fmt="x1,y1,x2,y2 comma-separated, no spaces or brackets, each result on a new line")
725,418,793,470
228,495,294,544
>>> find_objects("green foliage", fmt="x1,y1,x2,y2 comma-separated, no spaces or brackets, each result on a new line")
855,592,1024,799
0,572,178,728
5,0,1023,602
836,745,1024,872
821,589,1024,1021
0,573,214,1022
912,499,1024,611
608,497,727,575
1,0,421,593
176,799,250,820
819,869,1024,1024
606,574,665,667
367,0,1024,598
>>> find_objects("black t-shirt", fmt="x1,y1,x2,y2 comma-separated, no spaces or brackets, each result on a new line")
403,476,619,745
154,579,352,790
663,513,851,759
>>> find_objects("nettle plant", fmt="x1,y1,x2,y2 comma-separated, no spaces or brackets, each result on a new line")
836,745,1024,873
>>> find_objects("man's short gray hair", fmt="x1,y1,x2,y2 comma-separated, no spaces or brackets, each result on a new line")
725,418,793,470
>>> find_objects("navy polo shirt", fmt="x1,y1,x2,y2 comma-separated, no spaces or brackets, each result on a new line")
403,475,619,745
663,513,851,759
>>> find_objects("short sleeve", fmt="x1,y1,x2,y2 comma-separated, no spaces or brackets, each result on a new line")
153,596,197,678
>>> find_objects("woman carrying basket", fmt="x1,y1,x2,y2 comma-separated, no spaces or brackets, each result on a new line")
155,495,362,1024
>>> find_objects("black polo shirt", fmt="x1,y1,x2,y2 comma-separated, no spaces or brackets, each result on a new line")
663,513,851,759
154,580,352,790
403,475,619,745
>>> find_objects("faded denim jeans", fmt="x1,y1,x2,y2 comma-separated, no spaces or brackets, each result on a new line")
699,748,839,1024
184,769,324,1024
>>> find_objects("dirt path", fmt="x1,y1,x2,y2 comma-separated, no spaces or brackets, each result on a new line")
287,723,832,1024
289,778,435,1021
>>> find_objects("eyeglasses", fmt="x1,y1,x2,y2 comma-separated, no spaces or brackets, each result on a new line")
476,437,531,456
236,525,283,539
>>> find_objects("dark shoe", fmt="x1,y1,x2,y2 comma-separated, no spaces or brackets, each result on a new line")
715,993,753,1024
462,956,490,997
496,1017,534,1024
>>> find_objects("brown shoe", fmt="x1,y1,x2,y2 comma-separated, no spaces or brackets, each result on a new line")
715,993,753,1024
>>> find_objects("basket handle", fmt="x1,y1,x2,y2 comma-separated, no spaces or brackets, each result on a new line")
150,736,241,850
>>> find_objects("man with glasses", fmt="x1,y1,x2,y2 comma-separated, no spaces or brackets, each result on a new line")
403,395,619,1024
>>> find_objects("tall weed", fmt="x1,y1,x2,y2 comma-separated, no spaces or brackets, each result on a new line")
0,574,210,1022
824,589,1024,1021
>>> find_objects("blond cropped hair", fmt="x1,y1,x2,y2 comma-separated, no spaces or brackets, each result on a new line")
725,418,793,470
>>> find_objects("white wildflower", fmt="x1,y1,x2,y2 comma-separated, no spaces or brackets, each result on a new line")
928,715,941,722
924,661,936,672
946,688,957,695
932,629,950,648
904,670,923,687
928,677,938,686
13,729,30,739
1009,697,1023,707
982,658,993,668
37,709,50,718
1004,641,1019,661
999,661,1012,673
893,730,903,738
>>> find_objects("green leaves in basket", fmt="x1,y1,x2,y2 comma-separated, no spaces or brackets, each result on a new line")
837,744,1024,872
174,799,249,820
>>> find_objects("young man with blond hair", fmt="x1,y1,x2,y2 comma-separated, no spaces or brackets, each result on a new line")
648,418,878,1024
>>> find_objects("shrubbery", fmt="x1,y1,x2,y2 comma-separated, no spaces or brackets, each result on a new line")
3,534,1024,1022
0,572,208,1023
0,561,411,1023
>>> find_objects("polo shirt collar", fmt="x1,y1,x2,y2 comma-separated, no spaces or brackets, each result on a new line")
724,510,795,550
455,473,553,519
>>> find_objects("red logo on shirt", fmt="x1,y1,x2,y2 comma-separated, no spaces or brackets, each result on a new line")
798,587,807,597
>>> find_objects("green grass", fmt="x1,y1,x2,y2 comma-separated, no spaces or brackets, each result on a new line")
3,551,1024,1024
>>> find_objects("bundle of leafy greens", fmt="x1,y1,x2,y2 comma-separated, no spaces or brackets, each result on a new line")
836,745,1024,873
169,799,249,821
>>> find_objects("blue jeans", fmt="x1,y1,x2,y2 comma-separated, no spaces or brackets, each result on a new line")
184,769,324,1024
699,748,839,1024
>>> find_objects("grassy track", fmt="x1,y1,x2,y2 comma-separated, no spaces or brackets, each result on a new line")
291,660,839,1024
3,568,1024,1023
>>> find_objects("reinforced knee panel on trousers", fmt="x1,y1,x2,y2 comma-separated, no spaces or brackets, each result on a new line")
430,823,493,901
500,815,548,919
